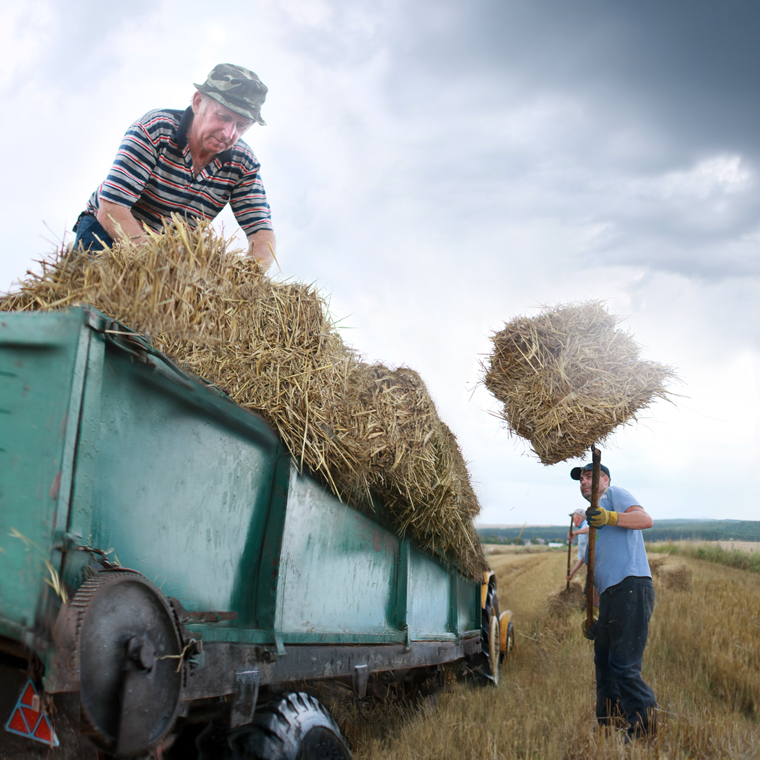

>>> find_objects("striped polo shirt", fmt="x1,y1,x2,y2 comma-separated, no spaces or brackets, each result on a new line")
84,107,273,236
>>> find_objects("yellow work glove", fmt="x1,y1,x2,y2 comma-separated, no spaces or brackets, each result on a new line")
582,605,599,640
586,506,619,529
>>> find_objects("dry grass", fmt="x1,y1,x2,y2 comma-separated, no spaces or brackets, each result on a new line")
482,301,676,465
0,221,485,577
336,550,760,759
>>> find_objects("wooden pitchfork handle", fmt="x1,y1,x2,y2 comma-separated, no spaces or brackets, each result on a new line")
566,514,574,591
585,446,602,631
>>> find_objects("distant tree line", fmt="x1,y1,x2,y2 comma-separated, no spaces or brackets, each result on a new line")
478,519,760,545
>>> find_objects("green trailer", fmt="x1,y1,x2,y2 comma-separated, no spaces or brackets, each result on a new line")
0,307,511,759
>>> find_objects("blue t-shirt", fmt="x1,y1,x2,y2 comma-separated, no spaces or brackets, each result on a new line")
584,486,651,595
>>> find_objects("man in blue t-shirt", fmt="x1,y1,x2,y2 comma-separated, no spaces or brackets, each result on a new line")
571,462,657,741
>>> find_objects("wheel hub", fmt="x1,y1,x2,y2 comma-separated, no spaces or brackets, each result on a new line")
70,571,185,756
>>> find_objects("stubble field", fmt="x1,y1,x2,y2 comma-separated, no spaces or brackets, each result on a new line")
327,548,760,759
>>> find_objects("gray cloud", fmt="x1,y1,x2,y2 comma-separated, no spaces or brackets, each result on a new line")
388,0,760,156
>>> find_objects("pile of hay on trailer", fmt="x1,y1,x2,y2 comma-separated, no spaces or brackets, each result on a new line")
0,219,487,578
482,301,676,465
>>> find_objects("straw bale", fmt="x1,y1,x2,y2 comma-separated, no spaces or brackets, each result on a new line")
1,219,487,578
647,555,667,576
660,563,692,591
482,301,676,465
377,421,483,568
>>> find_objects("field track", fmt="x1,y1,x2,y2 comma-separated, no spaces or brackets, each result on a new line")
331,548,760,759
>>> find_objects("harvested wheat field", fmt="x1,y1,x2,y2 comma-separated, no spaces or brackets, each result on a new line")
324,549,760,759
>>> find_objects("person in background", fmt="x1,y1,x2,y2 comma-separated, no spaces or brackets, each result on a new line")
571,461,657,742
73,63,276,269
566,507,589,583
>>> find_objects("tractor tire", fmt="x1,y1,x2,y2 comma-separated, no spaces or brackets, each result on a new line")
227,692,351,760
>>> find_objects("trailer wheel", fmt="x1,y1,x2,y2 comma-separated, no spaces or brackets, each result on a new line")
228,692,351,760
68,570,185,757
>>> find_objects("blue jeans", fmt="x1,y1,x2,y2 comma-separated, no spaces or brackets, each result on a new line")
73,213,113,252
595,576,657,736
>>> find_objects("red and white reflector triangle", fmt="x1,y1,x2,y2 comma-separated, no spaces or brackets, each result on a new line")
4,679,59,747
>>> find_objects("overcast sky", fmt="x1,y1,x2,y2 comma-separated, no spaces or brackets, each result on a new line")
3,0,759,525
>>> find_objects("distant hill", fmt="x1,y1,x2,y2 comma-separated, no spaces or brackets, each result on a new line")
477,519,760,544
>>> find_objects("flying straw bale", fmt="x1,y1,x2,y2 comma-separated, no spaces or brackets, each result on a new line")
1,218,487,578
482,301,676,465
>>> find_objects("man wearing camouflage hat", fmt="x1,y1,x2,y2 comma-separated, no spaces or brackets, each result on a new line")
73,64,276,268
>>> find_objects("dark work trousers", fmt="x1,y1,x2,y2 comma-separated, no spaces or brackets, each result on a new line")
72,213,114,253
594,575,657,736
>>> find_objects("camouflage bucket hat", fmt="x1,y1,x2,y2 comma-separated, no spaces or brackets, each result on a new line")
194,63,268,125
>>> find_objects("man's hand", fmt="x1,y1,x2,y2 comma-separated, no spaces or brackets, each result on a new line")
586,506,619,528
97,200,148,244
582,605,599,640
247,229,276,270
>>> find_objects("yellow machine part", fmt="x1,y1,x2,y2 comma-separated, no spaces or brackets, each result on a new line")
481,570,495,609
499,610,513,653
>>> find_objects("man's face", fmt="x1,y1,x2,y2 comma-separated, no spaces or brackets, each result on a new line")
191,92,254,156
579,469,610,502
572,513,583,527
